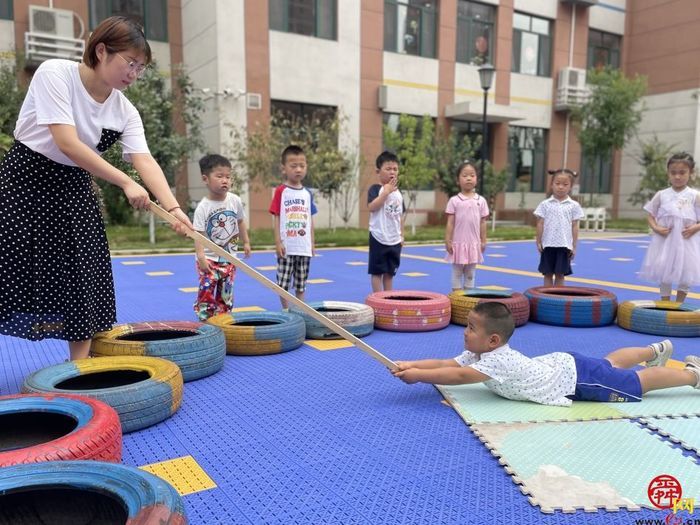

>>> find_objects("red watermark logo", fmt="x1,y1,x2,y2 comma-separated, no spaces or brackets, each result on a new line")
648,474,683,510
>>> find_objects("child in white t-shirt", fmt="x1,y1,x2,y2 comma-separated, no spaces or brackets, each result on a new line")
393,302,700,405
193,154,250,321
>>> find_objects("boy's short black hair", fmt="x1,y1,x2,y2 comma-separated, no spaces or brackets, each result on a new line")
199,154,231,176
281,145,305,164
472,302,515,342
376,150,399,170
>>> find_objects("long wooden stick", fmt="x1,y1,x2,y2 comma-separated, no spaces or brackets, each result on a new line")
150,202,397,370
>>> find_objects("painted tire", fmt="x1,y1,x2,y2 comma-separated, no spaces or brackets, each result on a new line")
365,290,451,332
617,300,700,337
93,321,225,382
22,356,183,434
207,311,306,355
525,286,618,327
448,290,530,327
291,301,375,339
0,460,186,524
0,394,121,467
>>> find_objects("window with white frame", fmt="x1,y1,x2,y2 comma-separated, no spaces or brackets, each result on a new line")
512,12,551,77
384,0,437,58
269,0,336,40
89,0,168,42
456,1,495,65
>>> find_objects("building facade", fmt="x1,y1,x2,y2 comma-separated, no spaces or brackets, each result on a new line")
2,0,700,228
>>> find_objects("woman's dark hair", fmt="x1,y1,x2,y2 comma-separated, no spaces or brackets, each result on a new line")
83,16,152,69
667,152,695,171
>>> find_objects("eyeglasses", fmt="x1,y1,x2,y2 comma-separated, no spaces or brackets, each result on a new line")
548,168,578,177
114,53,149,78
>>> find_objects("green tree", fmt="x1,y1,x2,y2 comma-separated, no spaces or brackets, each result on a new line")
100,62,205,224
383,114,435,235
628,135,675,206
0,57,27,161
228,111,360,228
571,67,647,204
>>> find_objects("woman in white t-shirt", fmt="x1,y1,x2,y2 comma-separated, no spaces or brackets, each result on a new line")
0,16,192,361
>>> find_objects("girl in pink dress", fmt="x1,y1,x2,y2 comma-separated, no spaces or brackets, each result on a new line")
639,152,700,302
445,161,490,290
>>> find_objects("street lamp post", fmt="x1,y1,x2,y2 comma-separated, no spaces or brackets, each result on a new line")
478,63,495,196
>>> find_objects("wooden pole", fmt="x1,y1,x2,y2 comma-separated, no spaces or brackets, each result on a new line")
149,202,397,370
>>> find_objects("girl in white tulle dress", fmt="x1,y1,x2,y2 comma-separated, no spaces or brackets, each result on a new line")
639,152,700,302
444,161,489,290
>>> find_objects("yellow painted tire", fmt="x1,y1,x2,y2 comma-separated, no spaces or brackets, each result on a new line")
207,311,306,356
617,300,700,337
448,290,530,327
22,356,183,433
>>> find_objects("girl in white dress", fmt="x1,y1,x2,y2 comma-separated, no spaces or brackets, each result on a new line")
639,152,700,302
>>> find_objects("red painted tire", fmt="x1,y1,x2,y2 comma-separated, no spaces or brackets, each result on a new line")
365,290,451,332
449,290,530,327
525,286,618,327
0,394,121,467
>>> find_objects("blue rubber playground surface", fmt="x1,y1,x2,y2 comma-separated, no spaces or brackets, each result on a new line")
1,234,699,523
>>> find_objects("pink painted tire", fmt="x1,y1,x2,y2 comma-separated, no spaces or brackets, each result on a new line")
365,290,451,332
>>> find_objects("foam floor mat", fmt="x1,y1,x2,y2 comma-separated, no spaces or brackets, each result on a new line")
439,383,700,424
640,417,700,456
471,419,700,513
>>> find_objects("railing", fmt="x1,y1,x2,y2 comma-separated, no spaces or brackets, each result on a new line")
25,31,85,64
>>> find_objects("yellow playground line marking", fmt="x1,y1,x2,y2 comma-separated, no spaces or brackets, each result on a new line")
121,261,145,265
305,339,354,351
345,261,366,266
610,258,634,262
486,254,507,258
402,272,428,277
307,278,333,284
178,287,198,293
232,306,266,312
146,271,173,276
478,285,511,291
140,455,216,496
256,265,277,271
593,247,612,251
400,253,700,299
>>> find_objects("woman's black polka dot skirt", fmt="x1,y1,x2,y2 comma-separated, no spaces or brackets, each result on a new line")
0,141,116,341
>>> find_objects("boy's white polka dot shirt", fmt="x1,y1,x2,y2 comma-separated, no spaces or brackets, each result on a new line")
534,196,584,249
454,344,578,406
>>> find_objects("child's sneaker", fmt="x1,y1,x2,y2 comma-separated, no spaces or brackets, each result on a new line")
646,340,673,367
684,356,700,389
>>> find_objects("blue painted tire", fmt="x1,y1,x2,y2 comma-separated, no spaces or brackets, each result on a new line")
207,311,306,355
617,300,700,337
22,356,183,434
0,460,187,524
525,286,617,327
0,394,121,467
291,301,374,339
92,321,226,382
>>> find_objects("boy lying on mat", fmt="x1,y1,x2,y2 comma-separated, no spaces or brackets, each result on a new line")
393,302,700,405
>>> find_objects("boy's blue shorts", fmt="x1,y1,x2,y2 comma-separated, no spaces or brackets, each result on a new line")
568,352,643,403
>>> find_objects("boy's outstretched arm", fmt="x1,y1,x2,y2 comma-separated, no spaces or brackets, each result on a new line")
394,358,457,370
394,365,490,386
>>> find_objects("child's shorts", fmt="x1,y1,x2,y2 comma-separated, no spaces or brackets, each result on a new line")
277,255,311,292
568,352,642,403
538,246,572,276
368,234,402,276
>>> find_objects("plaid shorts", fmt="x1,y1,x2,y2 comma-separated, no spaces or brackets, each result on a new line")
276,255,311,292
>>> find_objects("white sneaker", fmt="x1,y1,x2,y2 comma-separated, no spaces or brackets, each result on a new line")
684,356,700,389
646,340,673,367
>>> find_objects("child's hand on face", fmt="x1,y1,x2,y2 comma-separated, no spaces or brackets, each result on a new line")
382,176,397,194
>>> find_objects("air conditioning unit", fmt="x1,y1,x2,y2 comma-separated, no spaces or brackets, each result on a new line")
554,67,589,111
26,5,85,64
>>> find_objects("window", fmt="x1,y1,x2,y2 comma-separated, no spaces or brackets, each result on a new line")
588,30,621,70
384,0,437,58
89,0,168,42
580,152,612,194
270,0,336,40
507,127,547,192
512,12,551,77
0,0,12,20
456,1,495,65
